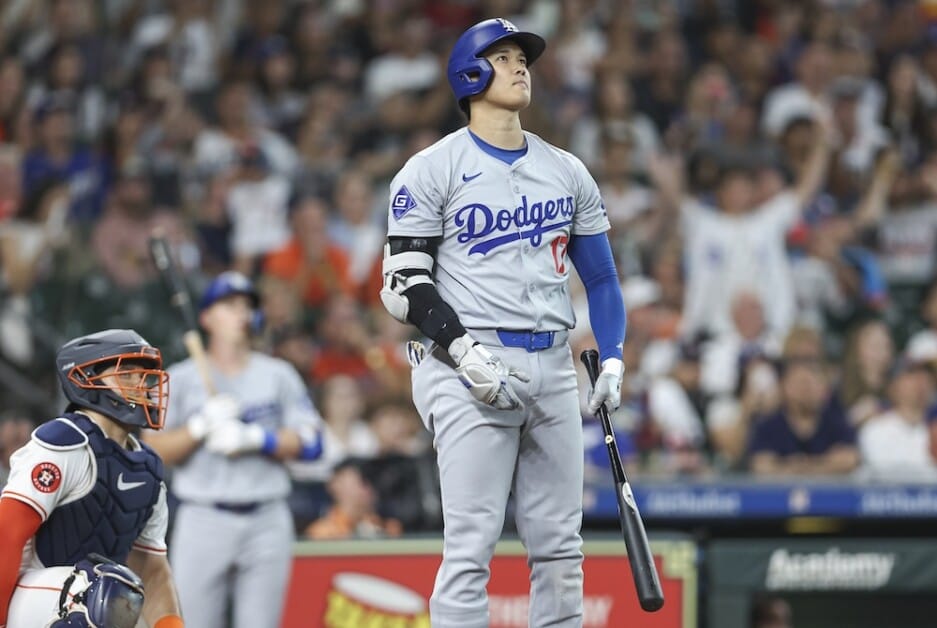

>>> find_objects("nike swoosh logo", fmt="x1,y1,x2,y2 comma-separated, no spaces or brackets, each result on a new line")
117,473,146,491
462,172,482,182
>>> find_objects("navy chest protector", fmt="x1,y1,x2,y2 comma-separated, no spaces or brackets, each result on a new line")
34,413,164,566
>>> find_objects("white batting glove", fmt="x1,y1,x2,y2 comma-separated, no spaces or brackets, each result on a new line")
449,334,530,410
188,394,241,441
205,421,267,457
588,358,625,414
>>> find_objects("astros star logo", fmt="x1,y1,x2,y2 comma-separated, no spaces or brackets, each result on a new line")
31,462,62,493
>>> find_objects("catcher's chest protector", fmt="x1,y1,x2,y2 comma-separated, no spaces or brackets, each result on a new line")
34,413,163,566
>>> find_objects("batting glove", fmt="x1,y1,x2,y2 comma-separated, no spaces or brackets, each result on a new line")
188,394,241,441
588,358,624,414
449,334,530,410
205,421,267,457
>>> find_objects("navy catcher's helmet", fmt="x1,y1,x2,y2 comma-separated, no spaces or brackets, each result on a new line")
56,329,168,429
447,18,546,113
199,271,263,332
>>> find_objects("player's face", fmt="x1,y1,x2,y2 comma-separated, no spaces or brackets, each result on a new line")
98,361,162,407
480,41,531,112
202,294,253,342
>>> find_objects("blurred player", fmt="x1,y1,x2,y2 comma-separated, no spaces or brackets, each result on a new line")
143,271,322,628
0,329,184,628
380,18,627,627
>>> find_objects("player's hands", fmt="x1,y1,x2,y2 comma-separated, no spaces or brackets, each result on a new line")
588,358,624,414
205,421,267,457
449,334,530,410
188,394,241,441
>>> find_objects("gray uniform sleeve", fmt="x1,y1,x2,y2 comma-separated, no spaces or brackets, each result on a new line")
568,155,610,235
387,154,447,237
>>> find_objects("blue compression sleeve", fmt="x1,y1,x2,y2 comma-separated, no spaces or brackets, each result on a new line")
568,233,626,361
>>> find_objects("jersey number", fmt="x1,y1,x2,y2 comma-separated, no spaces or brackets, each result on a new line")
551,235,569,274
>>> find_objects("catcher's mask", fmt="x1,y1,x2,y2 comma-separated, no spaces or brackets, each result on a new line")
56,329,169,430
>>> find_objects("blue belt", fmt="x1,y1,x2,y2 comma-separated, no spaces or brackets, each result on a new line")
496,329,556,352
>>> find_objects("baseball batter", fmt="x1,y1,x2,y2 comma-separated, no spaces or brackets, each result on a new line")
380,18,627,628
143,272,323,628
0,329,184,628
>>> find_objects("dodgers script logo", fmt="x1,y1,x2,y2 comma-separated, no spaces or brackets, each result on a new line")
455,194,574,255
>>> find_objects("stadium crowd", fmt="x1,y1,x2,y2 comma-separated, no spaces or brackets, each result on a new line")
3,0,937,536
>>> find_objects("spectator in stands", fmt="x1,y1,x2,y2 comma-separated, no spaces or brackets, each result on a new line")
263,195,354,312
25,42,106,143
653,116,834,341
0,176,69,366
90,158,164,290
128,0,229,97
365,401,438,531
304,457,402,540
700,291,783,400
569,70,659,173
646,340,707,474
252,36,305,140
633,30,688,137
193,78,298,180
880,54,935,168
327,168,384,295
762,41,835,138
21,93,108,223
708,352,782,470
0,57,26,145
839,318,895,426
0,411,33,487
307,293,373,386
224,143,292,275
363,14,439,106
860,357,937,478
747,359,859,476
290,375,377,485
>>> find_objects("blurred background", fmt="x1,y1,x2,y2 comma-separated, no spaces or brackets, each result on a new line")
4,0,937,626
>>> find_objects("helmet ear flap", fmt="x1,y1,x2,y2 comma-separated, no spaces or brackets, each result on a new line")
462,58,493,97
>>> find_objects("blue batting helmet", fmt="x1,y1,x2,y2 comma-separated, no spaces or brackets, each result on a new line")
447,18,545,111
199,271,263,332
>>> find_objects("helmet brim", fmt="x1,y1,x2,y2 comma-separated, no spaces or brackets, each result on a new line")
480,32,546,67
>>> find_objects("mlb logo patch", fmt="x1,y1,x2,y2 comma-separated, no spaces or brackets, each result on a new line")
392,185,417,220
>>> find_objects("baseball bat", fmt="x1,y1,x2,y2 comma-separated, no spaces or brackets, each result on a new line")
148,230,215,394
581,349,664,612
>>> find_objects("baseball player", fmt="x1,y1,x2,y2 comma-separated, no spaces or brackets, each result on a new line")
380,18,627,628
0,329,184,628
142,271,323,628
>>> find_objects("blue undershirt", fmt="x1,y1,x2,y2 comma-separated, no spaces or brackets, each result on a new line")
468,130,528,164
568,233,626,361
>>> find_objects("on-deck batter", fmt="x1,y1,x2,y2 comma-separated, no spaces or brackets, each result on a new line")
143,271,323,628
380,18,628,628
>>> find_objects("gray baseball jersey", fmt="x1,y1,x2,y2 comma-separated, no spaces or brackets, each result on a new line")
164,352,321,503
387,128,609,331
164,352,319,628
388,127,609,627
